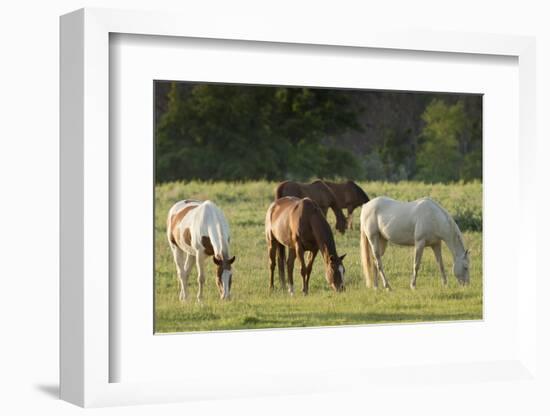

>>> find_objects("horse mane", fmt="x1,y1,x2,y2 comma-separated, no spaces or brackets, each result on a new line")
347,180,369,203
426,197,465,251
195,200,231,258
302,198,338,257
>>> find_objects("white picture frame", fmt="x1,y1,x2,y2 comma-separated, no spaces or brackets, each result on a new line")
60,7,538,408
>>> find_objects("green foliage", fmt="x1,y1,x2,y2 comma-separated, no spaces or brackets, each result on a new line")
362,150,386,180
156,83,483,184
414,99,482,183
415,100,466,182
378,127,415,180
155,180,482,332
462,139,482,181
156,83,361,182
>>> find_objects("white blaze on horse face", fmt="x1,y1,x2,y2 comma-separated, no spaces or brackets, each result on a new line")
338,265,345,285
221,269,232,299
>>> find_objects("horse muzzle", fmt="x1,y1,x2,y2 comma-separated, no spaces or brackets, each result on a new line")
331,283,345,292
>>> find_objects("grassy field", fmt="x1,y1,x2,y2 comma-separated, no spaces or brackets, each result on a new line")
155,180,482,333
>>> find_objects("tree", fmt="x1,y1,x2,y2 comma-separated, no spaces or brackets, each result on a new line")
155,82,362,182
415,99,467,182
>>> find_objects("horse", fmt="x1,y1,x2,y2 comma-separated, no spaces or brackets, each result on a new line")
167,199,235,301
265,196,346,295
359,196,470,290
324,180,370,229
274,180,347,234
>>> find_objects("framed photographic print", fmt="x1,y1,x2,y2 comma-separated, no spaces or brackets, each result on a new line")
60,7,539,408
152,80,483,334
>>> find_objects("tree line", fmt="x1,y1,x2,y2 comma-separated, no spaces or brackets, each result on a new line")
155,82,482,184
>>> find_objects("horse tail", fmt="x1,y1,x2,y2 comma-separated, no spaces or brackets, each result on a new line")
265,202,275,242
276,243,286,272
360,227,374,288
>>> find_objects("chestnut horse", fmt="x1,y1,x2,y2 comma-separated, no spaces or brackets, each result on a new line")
324,180,370,229
265,196,346,295
274,180,347,234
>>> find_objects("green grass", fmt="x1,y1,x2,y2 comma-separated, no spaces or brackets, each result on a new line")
155,180,482,333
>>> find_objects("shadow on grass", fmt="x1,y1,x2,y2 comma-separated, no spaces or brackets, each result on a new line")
157,310,482,333
430,291,480,301
259,310,479,325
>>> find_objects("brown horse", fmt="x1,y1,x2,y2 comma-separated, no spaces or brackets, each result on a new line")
324,180,370,229
265,196,346,295
274,180,347,234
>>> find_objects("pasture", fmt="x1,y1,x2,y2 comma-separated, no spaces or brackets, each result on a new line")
155,180,482,333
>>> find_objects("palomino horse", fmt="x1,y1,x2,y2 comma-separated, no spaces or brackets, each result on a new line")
360,196,470,290
275,180,347,234
167,199,235,301
265,196,346,295
324,180,370,229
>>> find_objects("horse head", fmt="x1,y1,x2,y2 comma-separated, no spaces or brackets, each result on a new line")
453,249,470,285
326,254,346,292
213,255,236,299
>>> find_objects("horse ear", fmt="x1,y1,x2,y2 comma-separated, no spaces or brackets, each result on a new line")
229,256,236,264
339,254,347,261
213,256,222,266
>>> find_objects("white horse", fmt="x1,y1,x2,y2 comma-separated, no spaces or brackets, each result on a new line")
167,199,235,301
359,196,469,290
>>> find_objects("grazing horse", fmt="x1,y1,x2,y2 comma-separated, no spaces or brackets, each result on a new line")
275,180,347,234
265,196,346,295
324,180,370,229
167,199,235,301
359,196,470,290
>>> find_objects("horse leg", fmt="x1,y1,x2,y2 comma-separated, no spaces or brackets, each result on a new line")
411,240,426,290
305,249,318,294
432,242,448,286
171,245,193,302
376,238,388,288
180,253,195,301
195,254,207,302
296,244,308,295
268,239,277,291
370,233,391,290
286,248,296,295
276,242,287,290
379,238,387,256
347,206,354,230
